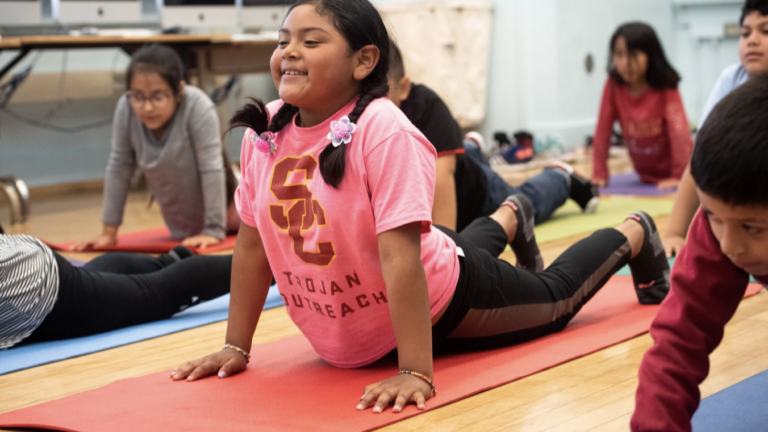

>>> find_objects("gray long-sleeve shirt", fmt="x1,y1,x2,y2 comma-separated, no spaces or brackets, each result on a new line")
102,85,227,240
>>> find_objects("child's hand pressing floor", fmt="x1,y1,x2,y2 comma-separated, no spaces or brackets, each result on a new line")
171,348,248,381
357,373,434,414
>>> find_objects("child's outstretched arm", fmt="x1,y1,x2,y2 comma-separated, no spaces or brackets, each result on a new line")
73,101,133,251
432,155,458,230
591,80,618,186
658,89,694,189
358,222,434,413
171,222,273,381
662,165,700,257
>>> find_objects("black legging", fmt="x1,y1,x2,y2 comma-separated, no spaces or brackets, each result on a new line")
26,252,232,342
433,217,633,351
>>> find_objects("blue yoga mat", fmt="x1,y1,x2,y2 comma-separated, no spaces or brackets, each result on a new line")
0,285,284,376
691,369,768,431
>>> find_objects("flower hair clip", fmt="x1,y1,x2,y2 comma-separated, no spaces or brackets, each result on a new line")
252,131,277,155
328,116,357,147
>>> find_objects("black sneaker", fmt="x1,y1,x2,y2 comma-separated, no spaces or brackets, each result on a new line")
550,161,599,214
626,211,670,305
502,194,544,273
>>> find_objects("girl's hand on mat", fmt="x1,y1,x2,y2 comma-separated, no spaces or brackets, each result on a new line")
663,236,686,258
171,350,246,381
591,178,607,187
657,178,680,190
357,375,433,414
181,234,221,250
71,233,116,251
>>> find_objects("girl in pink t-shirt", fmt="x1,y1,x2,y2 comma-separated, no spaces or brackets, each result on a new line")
173,0,671,415
592,23,693,189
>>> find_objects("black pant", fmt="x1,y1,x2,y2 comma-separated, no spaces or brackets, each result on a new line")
433,217,631,351
26,252,232,342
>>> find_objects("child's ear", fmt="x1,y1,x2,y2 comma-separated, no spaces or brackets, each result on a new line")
397,76,412,102
353,45,381,81
178,80,186,96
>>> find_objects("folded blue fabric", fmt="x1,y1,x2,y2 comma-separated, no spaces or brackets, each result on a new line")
691,369,768,431
0,286,284,375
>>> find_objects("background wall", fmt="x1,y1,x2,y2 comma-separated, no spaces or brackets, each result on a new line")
0,0,745,187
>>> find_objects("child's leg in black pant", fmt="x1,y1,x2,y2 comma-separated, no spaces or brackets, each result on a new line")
27,253,232,342
434,216,639,351
82,247,192,274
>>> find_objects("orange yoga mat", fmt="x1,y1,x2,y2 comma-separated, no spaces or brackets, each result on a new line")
0,277,762,432
46,227,237,254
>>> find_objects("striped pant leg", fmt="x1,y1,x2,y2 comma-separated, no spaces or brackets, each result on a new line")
434,226,631,351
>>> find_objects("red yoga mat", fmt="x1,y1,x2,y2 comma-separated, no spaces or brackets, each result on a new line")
46,227,237,254
0,277,762,432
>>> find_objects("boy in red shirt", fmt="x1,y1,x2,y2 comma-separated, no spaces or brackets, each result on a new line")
632,77,768,431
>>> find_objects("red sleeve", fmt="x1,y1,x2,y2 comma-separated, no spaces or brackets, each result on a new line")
663,89,694,180
592,79,618,181
631,210,750,432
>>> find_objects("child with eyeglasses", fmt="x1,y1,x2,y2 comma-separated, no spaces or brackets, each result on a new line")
73,44,239,251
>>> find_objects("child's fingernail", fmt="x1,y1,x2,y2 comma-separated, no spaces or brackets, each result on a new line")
356,404,363,410
373,406,381,413
218,371,226,379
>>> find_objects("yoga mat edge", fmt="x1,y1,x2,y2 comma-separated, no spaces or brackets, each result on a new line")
0,280,761,431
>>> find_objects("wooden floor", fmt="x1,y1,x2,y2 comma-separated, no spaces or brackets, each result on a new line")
1,157,767,431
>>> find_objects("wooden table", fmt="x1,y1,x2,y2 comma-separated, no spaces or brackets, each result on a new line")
0,33,277,224
0,33,278,89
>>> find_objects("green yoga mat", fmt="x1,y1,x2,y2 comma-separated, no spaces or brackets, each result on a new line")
533,197,674,244
616,257,675,276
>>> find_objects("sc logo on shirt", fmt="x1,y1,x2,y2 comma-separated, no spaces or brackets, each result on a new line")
269,155,336,267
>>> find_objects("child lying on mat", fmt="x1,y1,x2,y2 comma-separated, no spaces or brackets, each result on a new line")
386,39,599,232
172,0,670,415
0,226,231,349
74,44,239,252
663,0,768,258
592,23,693,190
632,77,768,432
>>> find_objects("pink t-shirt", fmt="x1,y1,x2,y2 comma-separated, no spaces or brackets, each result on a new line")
236,97,460,368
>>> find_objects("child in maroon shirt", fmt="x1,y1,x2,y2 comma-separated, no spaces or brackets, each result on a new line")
592,23,693,189
632,77,768,431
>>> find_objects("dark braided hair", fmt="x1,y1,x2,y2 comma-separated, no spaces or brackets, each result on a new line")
228,0,390,189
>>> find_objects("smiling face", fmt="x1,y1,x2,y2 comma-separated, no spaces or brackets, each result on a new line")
613,36,649,88
698,189,768,276
270,4,362,122
128,71,181,132
740,11,768,76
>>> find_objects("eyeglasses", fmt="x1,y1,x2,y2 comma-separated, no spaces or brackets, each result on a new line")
126,90,174,109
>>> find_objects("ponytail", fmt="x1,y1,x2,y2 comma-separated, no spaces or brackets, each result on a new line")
227,97,270,135
319,84,388,188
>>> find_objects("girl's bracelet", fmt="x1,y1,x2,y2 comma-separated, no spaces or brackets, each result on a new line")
398,369,436,397
223,343,250,363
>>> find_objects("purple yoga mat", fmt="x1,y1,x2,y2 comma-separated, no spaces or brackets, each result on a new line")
599,172,676,196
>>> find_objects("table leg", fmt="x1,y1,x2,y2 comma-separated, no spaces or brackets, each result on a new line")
195,47,212,93
0,176,29,225
0,48,31,82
